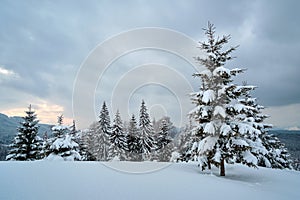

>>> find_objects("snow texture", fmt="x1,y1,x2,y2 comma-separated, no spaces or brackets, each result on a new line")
204,122,215,135
213,66,230,77
198,136,218,155
2,162,298,200
243,150,258,165
220,124,231,135
51,125,69,131
213,106,226,118
50,135,79,150
202,90,215,104
231,138,249,147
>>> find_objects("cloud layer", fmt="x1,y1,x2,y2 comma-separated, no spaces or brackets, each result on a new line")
0,0,299,128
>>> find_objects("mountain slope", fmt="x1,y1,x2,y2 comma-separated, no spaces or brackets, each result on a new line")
0,162,299,200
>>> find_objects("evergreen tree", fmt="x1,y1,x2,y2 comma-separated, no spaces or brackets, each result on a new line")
99,101,111,137
82,122,98,161
138,100,155,160
6,105,42,161
176,121,196,162
47,115,81,161
260,132,293,169
190,23,261,176
154,116,177,137
94,101,111,161
77,135,89,161
108,110,127,160
156,120,171,149
126,114,140,161
156,119,173,161
234,85,293,169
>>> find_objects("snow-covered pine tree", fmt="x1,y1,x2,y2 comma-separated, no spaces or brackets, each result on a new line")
82,122,98,161
156,120,171,149
190,23,261,176
176,120,197,162
94,101,111,161
75,129,91,161
138,100,155,160
232,83,293,169
68,120,89,160
99,102,111,137
108,110,127,161
260,133,293,169
126,114,141,161
6,105,42,161
156,119,173,161
47,115,81,161
153,117,177,136
231,95,268,166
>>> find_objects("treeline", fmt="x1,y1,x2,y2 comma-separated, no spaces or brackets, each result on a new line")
81,100,174,161
5,101,176,162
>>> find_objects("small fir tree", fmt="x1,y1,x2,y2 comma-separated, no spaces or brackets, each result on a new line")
6,105,42,161
47,115,81,161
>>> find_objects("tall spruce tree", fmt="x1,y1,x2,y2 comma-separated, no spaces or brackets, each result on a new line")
99,102,111,135
95,101,111,161
138,100,155,160
76,131,90,161
156,120,172,150
190,23,262,176
6,105,42,161
108,110,127,160
176,120,197,162
126,114,140,161
82,122,98,161
156,119,173,161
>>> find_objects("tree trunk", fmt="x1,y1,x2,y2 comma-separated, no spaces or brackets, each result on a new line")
208,160,211,170
220,158,225,176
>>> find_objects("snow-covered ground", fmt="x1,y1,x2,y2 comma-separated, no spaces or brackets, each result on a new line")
0,161,299,200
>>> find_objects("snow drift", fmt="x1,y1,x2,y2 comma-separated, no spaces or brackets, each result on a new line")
0,161,299,200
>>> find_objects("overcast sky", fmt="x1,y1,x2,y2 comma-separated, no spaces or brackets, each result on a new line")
0,0,299,129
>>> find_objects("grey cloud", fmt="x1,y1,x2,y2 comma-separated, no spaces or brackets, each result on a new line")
0,0,299,128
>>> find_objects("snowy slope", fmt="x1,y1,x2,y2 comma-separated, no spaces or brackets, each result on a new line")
0,161,299,200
